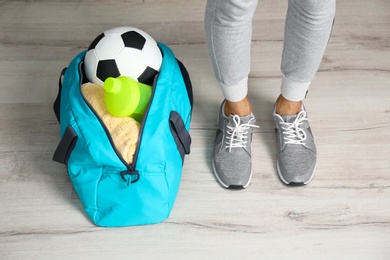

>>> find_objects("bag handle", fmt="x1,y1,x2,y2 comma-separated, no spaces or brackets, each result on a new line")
169,111,191,161
52,126,78,165
176,59,193,110
53,68,67,123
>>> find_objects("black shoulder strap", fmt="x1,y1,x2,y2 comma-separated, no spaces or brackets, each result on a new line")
53,68,67,123
176,59,193,110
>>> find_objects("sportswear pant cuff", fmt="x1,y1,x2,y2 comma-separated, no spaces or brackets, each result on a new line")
281,74,311,102
219,77,248,102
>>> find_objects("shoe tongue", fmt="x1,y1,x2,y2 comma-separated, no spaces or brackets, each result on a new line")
281,114,298,123
228,114,253,124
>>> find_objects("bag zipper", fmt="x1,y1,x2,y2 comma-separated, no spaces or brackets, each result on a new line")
119,74,159,185
78,62,158,185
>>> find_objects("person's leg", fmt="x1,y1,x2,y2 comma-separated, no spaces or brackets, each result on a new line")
278,0,336,114
274,0,336,185
205,0,259,189
205,0,258,117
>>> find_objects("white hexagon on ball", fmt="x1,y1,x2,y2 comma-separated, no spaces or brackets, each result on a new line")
116,48,147,81
142,39,163,71
94,35,125,60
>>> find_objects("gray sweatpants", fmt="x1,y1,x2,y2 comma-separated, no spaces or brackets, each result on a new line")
205,0,336,102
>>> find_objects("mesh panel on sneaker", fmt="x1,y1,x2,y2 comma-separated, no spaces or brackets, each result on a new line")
273,102,317,185
279,145,316,176
213,148,252,179
212,101,258,188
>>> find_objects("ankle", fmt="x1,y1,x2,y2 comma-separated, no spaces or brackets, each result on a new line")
276,95,302,116
224,97,252,117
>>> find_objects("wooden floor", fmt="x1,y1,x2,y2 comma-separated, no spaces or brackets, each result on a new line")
1,0,389,259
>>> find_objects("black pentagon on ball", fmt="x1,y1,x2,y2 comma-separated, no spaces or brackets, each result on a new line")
121,31,146,50
88,33,104,50
138,66,158,86
96,60,121,82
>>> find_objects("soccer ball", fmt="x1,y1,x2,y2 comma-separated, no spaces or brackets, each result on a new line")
84,26,162,87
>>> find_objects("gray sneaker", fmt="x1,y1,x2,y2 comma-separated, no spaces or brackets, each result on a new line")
273,103,317,185
212,101,259,189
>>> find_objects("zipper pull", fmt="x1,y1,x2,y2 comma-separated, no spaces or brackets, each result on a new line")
120,169,140,186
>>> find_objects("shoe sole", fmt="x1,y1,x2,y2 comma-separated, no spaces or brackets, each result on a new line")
276,160,316,186
212,158,252,189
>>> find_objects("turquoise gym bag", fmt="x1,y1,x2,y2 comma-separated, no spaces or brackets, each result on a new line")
52,43,193,227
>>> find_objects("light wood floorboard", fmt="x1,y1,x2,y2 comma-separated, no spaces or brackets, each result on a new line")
1,0,389,259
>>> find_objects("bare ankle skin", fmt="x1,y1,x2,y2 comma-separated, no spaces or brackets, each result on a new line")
276,94,302,116
224,96,252,117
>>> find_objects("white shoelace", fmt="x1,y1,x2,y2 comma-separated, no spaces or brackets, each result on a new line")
225,115,259,152
280,111,309,145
